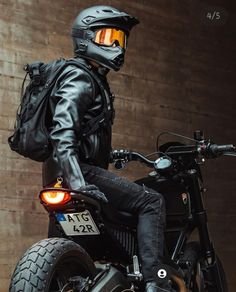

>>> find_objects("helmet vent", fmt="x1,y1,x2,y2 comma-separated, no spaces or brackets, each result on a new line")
83,16,95,24
102,9,114,13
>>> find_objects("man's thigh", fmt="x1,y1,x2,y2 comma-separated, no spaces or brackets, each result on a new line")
80,163,158,214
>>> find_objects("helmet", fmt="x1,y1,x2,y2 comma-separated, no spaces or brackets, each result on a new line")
71,5,139,71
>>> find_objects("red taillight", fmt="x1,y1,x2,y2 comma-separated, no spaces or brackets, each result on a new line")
40,190,71,205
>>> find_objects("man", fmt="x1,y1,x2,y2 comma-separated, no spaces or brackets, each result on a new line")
42,5,168,292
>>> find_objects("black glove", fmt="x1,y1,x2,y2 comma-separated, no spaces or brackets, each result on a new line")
78,184,108,203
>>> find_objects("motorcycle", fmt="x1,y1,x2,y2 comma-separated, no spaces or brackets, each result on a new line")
9,130,234,292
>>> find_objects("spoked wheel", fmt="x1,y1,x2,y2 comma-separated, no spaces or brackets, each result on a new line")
9,238,96,292
181,242,228,292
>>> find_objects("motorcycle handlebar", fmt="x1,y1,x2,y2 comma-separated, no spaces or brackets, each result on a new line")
111,143,236,168
110,149,154,167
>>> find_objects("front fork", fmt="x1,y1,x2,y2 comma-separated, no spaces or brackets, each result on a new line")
188,169,225,292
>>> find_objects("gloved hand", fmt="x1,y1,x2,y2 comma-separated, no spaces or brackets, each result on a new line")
78,184,108,203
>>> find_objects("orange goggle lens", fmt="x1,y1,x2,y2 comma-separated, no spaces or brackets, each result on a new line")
40,190,71,205
94,28,127,49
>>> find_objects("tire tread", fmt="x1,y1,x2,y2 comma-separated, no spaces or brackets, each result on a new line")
9,238,94,292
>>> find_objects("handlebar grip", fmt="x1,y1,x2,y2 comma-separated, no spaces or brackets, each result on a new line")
207,144,235,157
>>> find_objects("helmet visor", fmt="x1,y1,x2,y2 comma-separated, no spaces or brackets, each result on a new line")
94,28,127,49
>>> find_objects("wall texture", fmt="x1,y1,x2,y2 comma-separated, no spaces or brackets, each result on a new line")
0,0,235,291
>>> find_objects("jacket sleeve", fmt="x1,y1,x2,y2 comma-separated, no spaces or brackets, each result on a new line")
49,66,94,190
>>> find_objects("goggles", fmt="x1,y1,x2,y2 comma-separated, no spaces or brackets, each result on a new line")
93,28,127,49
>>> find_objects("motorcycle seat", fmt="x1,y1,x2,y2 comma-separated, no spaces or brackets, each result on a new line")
101,205,138,228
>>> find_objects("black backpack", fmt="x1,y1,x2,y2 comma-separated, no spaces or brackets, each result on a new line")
8,58,113,162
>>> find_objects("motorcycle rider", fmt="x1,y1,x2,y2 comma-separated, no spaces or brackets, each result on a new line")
42,5,169,292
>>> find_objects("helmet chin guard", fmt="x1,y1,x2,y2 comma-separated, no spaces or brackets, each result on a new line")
73,37,126,71
71,5,139,71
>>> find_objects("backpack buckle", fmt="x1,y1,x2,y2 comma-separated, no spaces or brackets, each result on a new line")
27,62,43,85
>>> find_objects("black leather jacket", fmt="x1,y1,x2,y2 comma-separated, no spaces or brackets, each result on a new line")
42,58,114,190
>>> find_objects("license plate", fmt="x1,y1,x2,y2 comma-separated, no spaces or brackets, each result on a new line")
56,210,100,236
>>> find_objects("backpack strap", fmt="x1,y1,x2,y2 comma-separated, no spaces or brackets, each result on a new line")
65,59,114,138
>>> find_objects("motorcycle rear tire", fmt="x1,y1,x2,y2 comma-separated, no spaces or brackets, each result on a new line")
182,241,228,292
9,237,96,292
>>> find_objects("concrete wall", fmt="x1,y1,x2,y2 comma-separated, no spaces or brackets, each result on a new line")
0,0,235,291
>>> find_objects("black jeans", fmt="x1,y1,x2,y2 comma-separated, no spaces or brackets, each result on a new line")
82,163,166,282
49,163,166,282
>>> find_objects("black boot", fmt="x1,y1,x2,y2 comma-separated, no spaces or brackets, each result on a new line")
145,281,173,292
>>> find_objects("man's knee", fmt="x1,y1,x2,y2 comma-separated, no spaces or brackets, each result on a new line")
146,186,165,204
142,190,166,226
137,186,166,214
